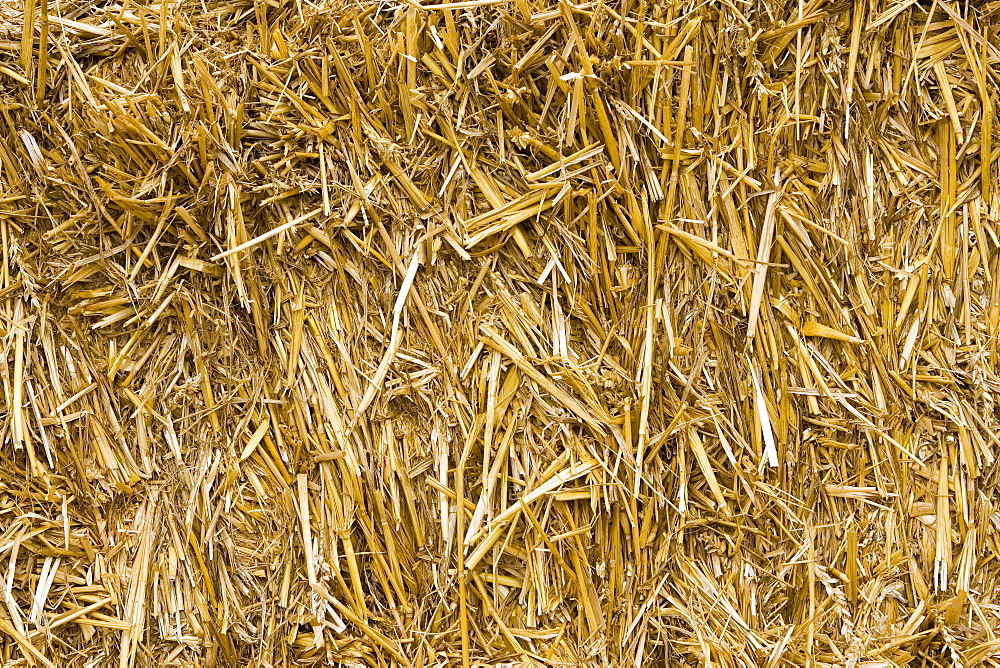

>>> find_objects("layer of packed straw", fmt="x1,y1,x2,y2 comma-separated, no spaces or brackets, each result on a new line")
1,0,999,664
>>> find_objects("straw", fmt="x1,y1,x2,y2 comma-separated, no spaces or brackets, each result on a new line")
1,0,999,664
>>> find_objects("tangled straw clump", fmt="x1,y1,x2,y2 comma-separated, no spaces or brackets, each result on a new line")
1,0,1000,665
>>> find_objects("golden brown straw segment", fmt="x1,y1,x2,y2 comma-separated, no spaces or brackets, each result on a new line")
0,0,999,665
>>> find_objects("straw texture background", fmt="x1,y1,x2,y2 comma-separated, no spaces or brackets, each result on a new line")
1,0,999,664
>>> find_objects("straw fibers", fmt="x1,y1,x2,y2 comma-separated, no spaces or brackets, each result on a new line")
1,0,999,664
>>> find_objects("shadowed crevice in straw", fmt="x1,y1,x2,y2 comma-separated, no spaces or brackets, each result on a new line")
0,0,999,664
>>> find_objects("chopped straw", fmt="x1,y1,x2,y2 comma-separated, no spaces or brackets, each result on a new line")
1,0,999,664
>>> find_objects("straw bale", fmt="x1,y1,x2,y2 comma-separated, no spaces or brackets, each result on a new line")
0,0,999,664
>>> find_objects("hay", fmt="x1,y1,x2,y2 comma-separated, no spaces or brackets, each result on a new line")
1,0,999,664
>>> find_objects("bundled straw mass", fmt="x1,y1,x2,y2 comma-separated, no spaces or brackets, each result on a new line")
2,0,1000,664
